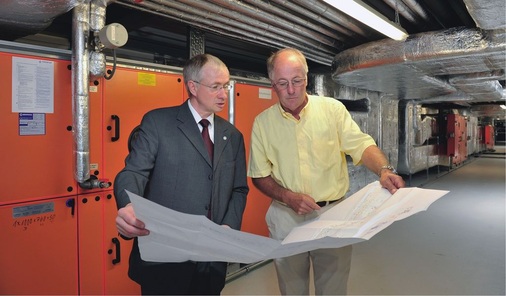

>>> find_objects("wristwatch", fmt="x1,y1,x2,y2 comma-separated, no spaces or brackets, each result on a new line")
378,165,398,176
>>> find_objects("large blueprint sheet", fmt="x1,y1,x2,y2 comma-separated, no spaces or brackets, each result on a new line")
127,181,448,263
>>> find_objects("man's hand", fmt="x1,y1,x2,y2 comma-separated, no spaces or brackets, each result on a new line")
251,176,321,215
116,203,150,238
285,192,321,215
380,171,405,194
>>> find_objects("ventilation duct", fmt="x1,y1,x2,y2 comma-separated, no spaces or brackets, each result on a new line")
0,0,78,40
332,27,506,103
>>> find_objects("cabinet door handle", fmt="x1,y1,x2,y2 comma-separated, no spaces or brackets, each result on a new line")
66,198,75,216
111,115,120,142
112,237,121,265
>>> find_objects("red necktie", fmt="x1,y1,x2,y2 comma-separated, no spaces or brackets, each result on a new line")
200,119,213,219
199,119,213,161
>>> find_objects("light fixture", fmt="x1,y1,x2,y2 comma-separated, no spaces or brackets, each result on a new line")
500,105,506,110
322,0,408,41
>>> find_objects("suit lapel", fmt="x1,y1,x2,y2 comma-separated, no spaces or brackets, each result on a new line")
213,117,230,171
176,102,213,167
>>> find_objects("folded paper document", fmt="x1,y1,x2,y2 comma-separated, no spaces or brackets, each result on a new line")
127,181,448,263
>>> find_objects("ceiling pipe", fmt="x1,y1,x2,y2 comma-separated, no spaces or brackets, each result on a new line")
118,0,334,64
119,0,393,64
177,0,336,56
383,0,419,24
401,0,430,21
289,0,371,38
205,0,340,47
242,0,356,42
157,0,337,57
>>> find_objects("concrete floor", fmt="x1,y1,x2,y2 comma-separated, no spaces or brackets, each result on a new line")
223,147,505,295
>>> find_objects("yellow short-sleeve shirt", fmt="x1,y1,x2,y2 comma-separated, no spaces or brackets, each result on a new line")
247,95,376,201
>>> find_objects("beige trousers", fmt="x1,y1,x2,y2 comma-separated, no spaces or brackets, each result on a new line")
266,201,352,295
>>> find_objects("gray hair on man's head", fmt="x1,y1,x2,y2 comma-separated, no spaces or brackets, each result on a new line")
183,54,228,86
266,48,308,80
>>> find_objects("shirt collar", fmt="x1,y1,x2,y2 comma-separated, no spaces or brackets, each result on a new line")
278,95,310,119
188,100,214,125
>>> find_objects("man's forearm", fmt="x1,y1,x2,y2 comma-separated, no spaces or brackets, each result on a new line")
361,145,391,176
251,175,292,204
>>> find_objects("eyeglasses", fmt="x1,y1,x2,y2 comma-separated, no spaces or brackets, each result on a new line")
193,81,233,93
273,78,306,90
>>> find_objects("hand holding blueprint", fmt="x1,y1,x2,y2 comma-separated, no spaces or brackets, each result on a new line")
127,181,448,263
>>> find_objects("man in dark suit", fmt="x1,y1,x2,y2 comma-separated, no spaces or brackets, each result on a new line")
114,54,249,295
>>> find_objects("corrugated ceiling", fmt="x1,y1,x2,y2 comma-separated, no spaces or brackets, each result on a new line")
0,0,504,116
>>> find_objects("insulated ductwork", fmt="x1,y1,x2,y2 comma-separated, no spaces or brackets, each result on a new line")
0,0,78,40
332,27,506,104
332,0,505,112
463,0,506,30
71,1,90,184
73,0,116,185
397,101,441,175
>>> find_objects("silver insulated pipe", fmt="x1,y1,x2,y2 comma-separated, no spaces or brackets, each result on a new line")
71,2,90,184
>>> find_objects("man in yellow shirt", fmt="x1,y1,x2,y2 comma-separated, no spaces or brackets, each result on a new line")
248,48,405,295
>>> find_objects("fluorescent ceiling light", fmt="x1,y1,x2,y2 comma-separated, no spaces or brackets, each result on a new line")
500,105,506,110
323,0,408,41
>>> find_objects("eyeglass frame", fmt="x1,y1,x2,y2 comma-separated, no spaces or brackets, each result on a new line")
192,80,233,93
272,77,307,90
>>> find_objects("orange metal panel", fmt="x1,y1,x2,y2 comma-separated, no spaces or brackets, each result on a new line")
446,114,457,158
234,83,277,237
103,191,141,294
0,197,78,294
446,114,467,165
78,192,106,294
78,190,140,294
459,117,468,162
484,125,494,149
0,53,76,204
102,67,185,185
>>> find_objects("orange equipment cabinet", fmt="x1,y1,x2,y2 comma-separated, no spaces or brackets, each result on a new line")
0,50,190,294
0,53,77,204
0,46,280,293
483,124,494,150
82,66,186,294
102,67,185,183
234,82,277,237
103,191,139,294
78,191,139,294
446,114,467,166
0,196,79,294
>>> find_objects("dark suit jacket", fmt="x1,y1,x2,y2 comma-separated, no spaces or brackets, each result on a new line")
114,100,249,289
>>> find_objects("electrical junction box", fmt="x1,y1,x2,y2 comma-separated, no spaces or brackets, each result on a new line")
99,23,128,49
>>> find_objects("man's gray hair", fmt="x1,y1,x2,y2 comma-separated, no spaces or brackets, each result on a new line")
266,48,309,80
183,54,227,87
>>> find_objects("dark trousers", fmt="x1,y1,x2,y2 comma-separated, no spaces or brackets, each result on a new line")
128,240,227,295
139,262,226,295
